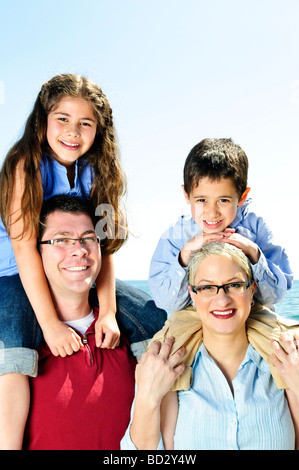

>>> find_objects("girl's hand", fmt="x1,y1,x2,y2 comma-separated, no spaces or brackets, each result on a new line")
95,311,120,349
136,337,185,408
271,332,299,402
43,320,83,357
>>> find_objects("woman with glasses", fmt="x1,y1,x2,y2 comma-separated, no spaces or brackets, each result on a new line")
121,242,299,450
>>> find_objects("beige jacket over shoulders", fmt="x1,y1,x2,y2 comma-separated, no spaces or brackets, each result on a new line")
149,303,299,391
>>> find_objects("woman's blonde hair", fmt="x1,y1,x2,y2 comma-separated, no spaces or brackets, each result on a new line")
0,73,128,254
188,241,253,285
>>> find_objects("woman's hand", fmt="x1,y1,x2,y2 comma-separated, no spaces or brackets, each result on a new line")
136,337,185,407
271,332,299,401
272,332,299,449
130,337,185,450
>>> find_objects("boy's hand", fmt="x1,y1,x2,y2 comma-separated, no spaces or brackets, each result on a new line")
221,231,260,264
95,311,120,349
43,320,83,357
179,228,235,267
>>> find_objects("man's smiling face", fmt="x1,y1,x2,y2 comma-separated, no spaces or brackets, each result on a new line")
39,210,101,298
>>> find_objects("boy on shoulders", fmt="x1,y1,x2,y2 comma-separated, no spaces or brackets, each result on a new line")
149,138,293,312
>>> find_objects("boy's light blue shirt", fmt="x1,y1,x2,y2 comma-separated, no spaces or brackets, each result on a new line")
148,199,293,311
121,344,295,450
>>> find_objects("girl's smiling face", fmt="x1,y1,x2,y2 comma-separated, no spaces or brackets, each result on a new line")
46,96,97,167
183,177,247,233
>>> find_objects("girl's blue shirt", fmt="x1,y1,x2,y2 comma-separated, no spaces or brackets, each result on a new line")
0,154,93,277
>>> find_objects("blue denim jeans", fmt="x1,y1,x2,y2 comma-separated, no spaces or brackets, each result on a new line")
0,275,41,377
90,279,167,359
0,276,167,376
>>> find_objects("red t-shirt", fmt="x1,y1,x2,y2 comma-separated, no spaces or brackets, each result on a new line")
24,309,136,450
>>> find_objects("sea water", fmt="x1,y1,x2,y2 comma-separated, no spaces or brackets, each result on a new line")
127,279,299,322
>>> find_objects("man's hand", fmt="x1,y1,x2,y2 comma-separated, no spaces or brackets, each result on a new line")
43,320,83,357
95,311,120,349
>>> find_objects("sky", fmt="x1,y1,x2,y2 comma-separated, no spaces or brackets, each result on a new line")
0,0,299,280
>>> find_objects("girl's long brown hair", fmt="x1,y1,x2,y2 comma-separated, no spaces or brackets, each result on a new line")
0,74,128,254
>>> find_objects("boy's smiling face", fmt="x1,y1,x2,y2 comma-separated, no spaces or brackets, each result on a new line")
183,177,248,234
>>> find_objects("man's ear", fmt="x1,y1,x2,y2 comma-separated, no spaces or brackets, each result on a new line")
238,187,251,206
182,185,191,204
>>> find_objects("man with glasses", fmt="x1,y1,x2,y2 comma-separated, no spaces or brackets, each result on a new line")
23,195,137,449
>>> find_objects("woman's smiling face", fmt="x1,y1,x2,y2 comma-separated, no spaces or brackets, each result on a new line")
189,254,255,338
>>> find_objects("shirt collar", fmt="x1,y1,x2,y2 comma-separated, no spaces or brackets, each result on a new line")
43,152,87,168
240,343,268,373
230,198,252,228
198,341,268,374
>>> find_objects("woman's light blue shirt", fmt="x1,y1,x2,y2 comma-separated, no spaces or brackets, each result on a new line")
121,344,295,450
0,154,93,277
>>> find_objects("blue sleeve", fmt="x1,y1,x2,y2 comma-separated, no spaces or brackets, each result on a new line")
148,230,191,312
121,424,165,451
237,214,293,306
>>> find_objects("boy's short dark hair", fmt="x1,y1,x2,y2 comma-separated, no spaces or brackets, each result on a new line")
183,138,248,198
39,195,96,239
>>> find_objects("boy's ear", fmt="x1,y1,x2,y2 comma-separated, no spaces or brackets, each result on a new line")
238,187,251,206
182,185,191,204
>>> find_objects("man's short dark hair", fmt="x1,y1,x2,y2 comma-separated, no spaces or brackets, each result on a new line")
183,138,248,198
39,196,96,240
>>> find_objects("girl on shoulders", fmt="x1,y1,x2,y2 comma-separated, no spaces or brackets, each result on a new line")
0,74,165,449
